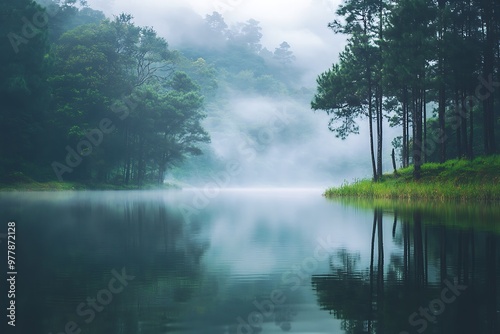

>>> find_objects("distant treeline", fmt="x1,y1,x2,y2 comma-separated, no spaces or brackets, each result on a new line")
0,0,299,186
312,0,500,180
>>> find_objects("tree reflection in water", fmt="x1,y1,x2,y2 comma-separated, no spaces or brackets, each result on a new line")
312,206,499,334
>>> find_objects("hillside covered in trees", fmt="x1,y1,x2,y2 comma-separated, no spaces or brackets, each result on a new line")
1,0,309,187
312,0,500,181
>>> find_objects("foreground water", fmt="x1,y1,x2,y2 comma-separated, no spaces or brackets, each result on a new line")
0,189,498,333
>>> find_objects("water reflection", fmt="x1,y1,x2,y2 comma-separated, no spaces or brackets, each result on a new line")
313,202,500,334
0,191,498,333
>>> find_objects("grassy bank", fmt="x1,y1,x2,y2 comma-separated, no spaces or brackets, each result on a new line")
326,155,500,201
0,182,178,191
0,171,181,191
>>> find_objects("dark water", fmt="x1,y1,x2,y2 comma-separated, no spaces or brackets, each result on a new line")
0,190,499,334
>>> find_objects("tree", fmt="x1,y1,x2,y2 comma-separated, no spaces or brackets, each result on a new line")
116,73,209,185
153,73,210,184
37,0,106,43
228,19,263,53
109,14,177,91
312,51,379,178
48,15,206,185
0,0,50,178
384,0,436,179
273,41,296,66
316,0,500,180
205,11,228,35
322,0,382,180
178,57,218,99
312,63,361,139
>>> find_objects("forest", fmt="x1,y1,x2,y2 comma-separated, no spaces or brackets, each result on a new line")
3,0,500,188
1,0,302,187
312,0,500,180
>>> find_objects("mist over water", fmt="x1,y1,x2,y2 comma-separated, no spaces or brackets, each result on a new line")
187,96,375,188
82,0,384,188
45,0,400,188
171,92,399,188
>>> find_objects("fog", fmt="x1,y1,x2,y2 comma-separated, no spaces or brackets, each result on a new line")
191,95,376,188
84,0,399,188
87,0,344,85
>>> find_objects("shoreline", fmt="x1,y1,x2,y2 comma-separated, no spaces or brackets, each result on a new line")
325,156,500,201
0,181,178,192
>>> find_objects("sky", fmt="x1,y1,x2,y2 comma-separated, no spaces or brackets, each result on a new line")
85,0,346,85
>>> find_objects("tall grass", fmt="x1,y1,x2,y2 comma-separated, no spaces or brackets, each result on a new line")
325,155,500,201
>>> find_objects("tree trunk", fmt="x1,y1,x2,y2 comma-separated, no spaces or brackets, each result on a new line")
137,137,145,186
364,12,377,182
413,86,423,180
482,0,496,154
368,72,378,181
406,98,410,167
124,128,131,185
392,148,397,174
468,92,474,159
460,91,469,159
376,0,384,180
438,85,446,162
158,152,167,185
377,87,383,179
402,88,409,168
438,0,446,163
455,90,463,158
423,87,427,163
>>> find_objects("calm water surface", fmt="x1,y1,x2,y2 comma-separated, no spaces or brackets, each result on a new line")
0,189,498,333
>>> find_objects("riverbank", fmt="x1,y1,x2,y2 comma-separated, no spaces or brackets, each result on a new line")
0,174,177,191
325,155,500,201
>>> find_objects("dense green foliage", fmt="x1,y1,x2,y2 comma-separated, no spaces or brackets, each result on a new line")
0,0,301,187
1,0,49,179
0,1,209,186
313,0,500,181
326,155,500,200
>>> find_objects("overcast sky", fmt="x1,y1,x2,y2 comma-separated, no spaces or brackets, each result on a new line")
85,0,346,86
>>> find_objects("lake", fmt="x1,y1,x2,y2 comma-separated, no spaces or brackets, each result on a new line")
0,189,498,333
